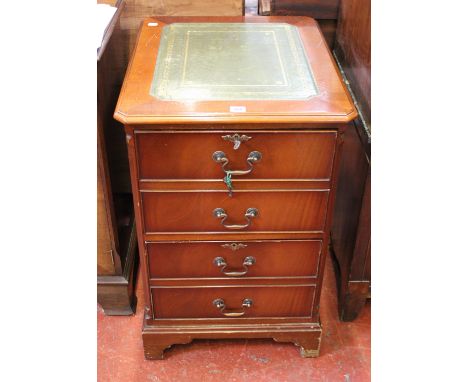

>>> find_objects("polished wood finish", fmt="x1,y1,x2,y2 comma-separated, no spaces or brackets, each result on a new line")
330,0,371,321
334,0,371,125
114,17,356,125
117,0,244,90
151,285,315,318
139,179,330,192
316,20,337,49
142,322,322,360
330,121,370,321
147,240,322,279
115,16,356,358
149,276,315,287
141,190,329,232
136,131,336,180
97,0,138,315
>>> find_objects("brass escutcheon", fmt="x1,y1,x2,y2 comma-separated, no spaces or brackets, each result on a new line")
222,134,252,150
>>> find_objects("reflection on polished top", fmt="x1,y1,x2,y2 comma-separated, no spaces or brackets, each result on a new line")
114,16,357,124
150,23,319,101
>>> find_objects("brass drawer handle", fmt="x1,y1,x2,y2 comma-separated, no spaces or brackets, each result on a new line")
212,298,253,317
212,150,262,176
213,256,256,277
222,134,252,150
213,207,258,230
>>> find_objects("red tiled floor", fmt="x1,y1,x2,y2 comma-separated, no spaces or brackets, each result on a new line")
98,255,371,381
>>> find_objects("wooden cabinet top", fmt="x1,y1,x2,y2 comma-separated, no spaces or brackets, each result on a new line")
114,16,356,124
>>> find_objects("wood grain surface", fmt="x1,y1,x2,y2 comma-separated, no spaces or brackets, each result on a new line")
116,16,356,358
147,239,322,278
334,0,371,125
114,16,357,124
151,285,315,318
135,130,336,180
141,190,329,233
331,0,371,321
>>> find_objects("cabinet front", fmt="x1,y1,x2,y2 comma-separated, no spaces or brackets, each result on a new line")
141,190,329,233
151,285,315,319
136,131,336,180
147,240,322,278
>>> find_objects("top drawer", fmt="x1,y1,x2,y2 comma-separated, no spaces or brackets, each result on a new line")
135,131,336,181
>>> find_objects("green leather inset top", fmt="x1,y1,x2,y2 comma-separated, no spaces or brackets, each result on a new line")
150,23,319,101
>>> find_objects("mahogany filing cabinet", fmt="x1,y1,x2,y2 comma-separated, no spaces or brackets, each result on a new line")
114,16,357,359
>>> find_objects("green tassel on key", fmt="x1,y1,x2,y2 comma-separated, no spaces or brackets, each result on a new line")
223,172,233,197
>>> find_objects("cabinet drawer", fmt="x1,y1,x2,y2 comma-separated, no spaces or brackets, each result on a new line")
135,131,336,180
151,285,315,318
147,240,322,279
141,190,329,233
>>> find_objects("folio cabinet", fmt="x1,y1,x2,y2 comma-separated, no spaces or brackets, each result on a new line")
115,16,356,359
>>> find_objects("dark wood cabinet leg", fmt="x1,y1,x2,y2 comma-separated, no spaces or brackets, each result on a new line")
97,223,138,316
339,281,369,322
97,280,137,315
143,343,171,360
330,240,370,322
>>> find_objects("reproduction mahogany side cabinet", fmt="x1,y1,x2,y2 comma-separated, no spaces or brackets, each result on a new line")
114,16,356,359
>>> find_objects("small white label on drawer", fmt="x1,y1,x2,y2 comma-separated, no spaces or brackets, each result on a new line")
230,106,246,113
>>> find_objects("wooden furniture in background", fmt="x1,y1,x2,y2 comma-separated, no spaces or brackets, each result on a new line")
330,0,371,321
115,16,356,359
97,0,245,132
334,0,371,124
97,0,138,315
259,0,339,48
118,0,244,74
97,0,246,315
